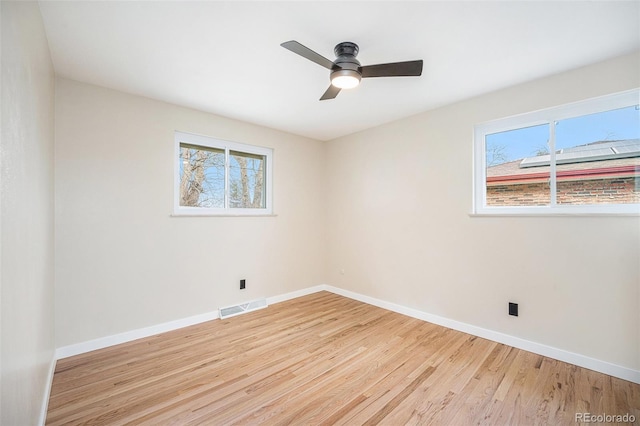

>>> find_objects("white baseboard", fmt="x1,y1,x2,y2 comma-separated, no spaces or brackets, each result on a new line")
55,310,220,359
39,354,56,425
53,284,639,384
266,285,327,305
323,285,640,385
55,286,328,360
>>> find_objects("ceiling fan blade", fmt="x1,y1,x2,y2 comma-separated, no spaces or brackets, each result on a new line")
281,40,334,70
320,85,341,101
360,60,423,78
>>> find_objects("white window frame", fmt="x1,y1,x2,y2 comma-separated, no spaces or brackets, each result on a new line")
174,131,273,216
473,89,640,216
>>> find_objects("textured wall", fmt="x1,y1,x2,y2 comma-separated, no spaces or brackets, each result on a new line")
1,2,56,424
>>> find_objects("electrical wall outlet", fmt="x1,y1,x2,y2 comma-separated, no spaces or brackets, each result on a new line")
509,302,518,317
240,279,246,290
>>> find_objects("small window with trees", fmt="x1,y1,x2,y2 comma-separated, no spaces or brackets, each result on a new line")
473,90,640,215
174,131,273,215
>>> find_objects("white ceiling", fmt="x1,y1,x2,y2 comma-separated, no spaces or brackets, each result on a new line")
39,1,640,141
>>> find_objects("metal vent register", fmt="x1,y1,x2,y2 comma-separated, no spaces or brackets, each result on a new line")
219,298,268,319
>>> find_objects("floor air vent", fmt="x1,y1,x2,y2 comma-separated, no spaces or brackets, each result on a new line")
219,298,268,319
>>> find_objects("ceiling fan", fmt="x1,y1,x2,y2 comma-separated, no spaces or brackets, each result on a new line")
281,40,423,101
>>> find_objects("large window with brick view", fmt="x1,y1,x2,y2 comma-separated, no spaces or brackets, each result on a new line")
474,90,639,214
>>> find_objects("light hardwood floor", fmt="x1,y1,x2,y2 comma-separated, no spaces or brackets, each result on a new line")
47,291,639,425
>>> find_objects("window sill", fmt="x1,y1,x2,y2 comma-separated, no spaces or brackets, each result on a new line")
171,213,278,218
468,211,640,217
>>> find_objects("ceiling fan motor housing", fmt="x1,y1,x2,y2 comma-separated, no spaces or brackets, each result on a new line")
334,41,359,58
331,41,362,84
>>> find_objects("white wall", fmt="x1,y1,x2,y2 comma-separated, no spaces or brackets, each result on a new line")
55,78,326,347
326,52,640,372
1,2,56,424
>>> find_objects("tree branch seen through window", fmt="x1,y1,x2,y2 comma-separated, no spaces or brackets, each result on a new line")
174,132,272,215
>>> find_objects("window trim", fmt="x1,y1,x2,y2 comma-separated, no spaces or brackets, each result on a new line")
473,89,640,216
174,131,273,216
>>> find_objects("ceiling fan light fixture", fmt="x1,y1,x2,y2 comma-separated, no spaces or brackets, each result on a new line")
331,69,361,89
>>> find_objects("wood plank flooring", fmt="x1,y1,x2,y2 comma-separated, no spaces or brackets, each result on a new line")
47,291,640,425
